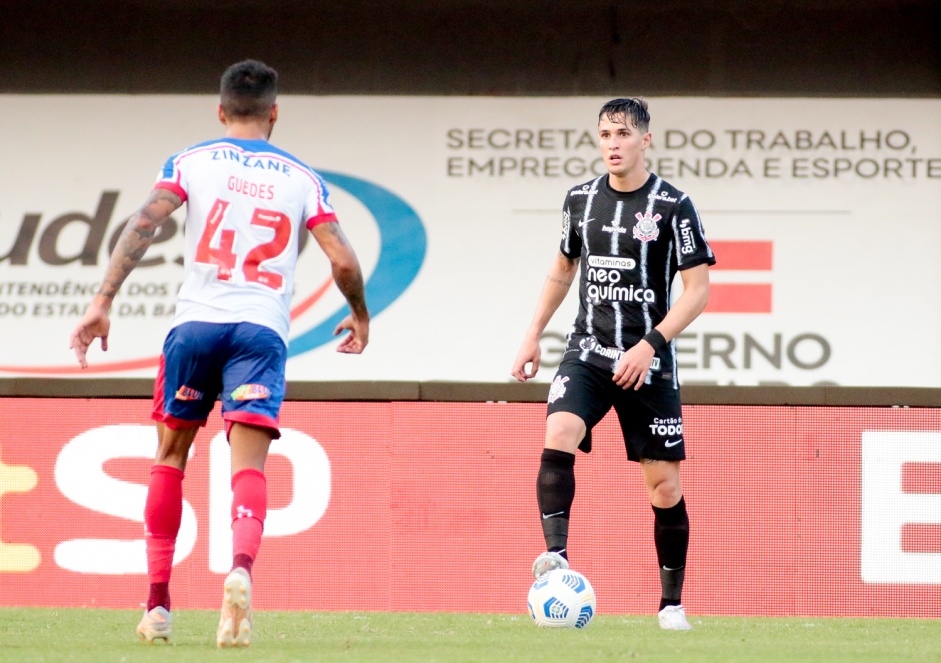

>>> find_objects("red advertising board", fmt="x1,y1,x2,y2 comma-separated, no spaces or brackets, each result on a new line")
1,398,939,617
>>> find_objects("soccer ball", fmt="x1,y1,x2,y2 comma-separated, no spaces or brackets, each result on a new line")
527,569,596,628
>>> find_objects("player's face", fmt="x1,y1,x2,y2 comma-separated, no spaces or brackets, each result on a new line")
598,114,650,179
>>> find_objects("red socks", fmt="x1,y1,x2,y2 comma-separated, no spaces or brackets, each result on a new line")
144,465,184,610
143,465,267,610
231,468,267,575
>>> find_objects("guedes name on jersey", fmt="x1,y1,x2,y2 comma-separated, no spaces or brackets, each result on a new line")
211,149,292,174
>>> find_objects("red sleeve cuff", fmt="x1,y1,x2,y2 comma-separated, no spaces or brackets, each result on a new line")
306,212,338,230
154,181,187,202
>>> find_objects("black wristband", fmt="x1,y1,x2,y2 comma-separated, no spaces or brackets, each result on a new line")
643,329,668,353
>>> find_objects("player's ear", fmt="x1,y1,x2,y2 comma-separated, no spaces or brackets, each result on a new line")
269,104,279,126
217,104,227,126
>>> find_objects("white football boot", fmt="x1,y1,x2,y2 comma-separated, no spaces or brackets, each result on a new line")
532,551,569,579
216,568,253,647
136,606,172,643
658,604,692,630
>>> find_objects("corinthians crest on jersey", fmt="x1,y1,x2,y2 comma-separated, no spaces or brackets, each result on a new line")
632,211,661,242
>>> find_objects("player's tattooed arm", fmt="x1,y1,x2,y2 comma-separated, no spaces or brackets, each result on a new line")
70,188,182,368
311,221,369,319
335,272,368,317
311,220,370,353
547,253,578,288
533,252,578,325
97,188,183,301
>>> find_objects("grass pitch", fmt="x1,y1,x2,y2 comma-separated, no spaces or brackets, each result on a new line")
0,608,936,662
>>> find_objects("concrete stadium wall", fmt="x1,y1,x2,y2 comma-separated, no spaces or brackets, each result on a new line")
2,0,938,96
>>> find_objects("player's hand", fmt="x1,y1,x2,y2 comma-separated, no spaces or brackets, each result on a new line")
334,313,369,354
612,339,656,390
511,336,541,382
69,304,111,368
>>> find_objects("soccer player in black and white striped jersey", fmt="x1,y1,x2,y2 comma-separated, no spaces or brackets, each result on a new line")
511,98,715,630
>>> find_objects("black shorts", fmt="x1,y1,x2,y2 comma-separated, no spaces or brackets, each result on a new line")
546,358,685,462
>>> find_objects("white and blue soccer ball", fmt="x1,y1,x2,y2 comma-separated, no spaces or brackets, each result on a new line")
527,569,596,628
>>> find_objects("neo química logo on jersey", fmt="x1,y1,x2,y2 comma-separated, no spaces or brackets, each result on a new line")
0,173,426,375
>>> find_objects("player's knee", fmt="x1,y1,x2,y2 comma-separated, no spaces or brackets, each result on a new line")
644,468,682,506
155,427,198,467
154,447,189,468
649,482,683,507
545,413,585,453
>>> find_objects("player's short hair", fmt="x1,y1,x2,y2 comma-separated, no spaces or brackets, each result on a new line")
220,60,278,119
598,98,650,133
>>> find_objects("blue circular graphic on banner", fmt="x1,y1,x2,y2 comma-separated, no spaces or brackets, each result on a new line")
287,171,427,357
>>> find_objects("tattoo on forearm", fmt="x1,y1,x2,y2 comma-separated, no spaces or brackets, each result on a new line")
548,276,573,287
334,270,368,315
315,222,367,315
96,189,180,299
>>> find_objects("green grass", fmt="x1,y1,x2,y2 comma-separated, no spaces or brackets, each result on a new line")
0,609,937,663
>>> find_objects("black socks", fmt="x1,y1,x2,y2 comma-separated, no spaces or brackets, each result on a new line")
537,449,576,556
538,448,690,612
653,496,689,610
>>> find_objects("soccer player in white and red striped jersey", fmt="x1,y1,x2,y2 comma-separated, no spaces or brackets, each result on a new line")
70,60,369,647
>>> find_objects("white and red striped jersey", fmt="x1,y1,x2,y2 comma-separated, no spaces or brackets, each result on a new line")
155,137,337,344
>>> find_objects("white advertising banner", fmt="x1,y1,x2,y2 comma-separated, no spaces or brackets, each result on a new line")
1,96,939,386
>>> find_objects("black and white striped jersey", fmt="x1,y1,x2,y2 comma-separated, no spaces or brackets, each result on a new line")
559,173,716,387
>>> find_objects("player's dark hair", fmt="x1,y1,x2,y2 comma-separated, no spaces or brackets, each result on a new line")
220,60,278,119
598,98,650,133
